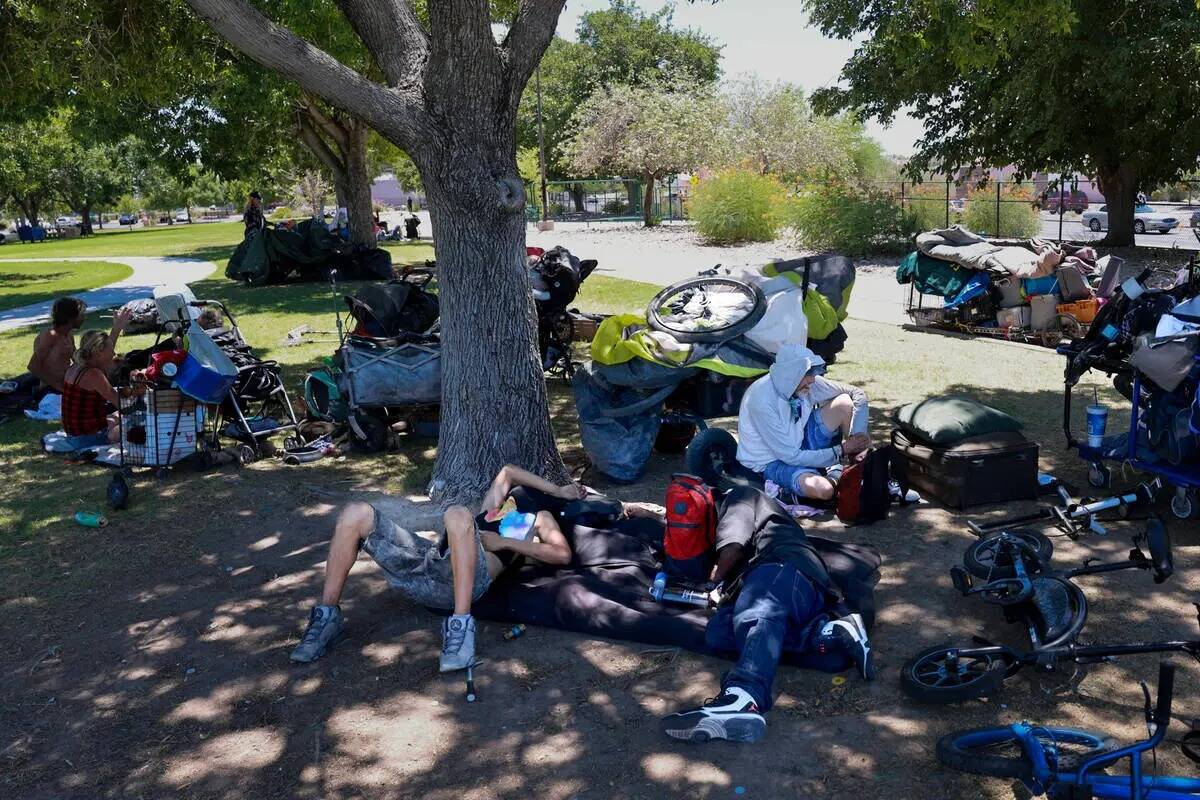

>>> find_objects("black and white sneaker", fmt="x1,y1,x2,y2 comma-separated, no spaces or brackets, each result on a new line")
661,687,766,744
821,613,876,680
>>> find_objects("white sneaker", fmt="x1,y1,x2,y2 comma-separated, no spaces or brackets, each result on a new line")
661,687,766,743
439,615,476,672
821,613,876,680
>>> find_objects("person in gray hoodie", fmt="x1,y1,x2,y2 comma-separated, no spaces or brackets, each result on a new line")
735,343,870,500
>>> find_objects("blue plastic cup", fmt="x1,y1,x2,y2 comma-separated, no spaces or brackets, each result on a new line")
1086,403,1108,448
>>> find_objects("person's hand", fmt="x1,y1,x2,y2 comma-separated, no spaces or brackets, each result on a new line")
843,433,871,458
113,306,134,332
623,502,664,520
707,584,724,609
478,531,506,552
555,481,586,501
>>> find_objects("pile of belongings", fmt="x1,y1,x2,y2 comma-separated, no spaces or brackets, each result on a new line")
899,225,1117,332
227,217,394,285
575,255,856,482
1064,264,1200,466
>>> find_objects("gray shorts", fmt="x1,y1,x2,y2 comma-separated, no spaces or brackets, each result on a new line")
360,504,492,612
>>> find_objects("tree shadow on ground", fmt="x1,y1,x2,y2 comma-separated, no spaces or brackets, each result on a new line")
4,323,1200,799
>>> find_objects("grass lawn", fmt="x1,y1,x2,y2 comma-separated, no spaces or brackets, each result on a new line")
0,260,133,312
0,220,661,549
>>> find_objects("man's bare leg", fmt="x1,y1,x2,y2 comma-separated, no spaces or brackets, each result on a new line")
444,505,478,616
441,503,481,672
819,393,854,438
320,501,374,606
292,501,373,663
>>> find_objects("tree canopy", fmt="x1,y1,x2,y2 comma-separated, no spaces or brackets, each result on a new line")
517,1,722,179
562,81,723,225
806,0,1200,244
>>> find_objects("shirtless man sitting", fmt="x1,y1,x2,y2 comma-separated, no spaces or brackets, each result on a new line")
28,298,130,393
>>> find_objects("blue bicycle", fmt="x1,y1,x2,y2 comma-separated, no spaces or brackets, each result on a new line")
937,662,1200,799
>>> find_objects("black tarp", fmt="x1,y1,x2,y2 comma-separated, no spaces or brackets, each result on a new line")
226,218,393,285
472,493,881,666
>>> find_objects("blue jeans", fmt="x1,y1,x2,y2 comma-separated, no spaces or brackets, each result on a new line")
705,562,848,712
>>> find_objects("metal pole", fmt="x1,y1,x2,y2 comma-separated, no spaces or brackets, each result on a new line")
945,175,951,228
995,180,1001,237
535,65,549,222
1058,174,1065,242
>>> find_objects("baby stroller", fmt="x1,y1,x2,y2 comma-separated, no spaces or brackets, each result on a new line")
147,289,302,463
529,245,599,379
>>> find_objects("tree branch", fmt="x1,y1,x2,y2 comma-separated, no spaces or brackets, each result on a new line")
503,0,567,108
336,0,428,88
303,96,349,151
295,109,348,178
183,0,430,150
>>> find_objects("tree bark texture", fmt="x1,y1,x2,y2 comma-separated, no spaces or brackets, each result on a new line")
295,105,376,249
79,203,93,236
185,0,570,504
641,171,657,227
1096,162,1138,247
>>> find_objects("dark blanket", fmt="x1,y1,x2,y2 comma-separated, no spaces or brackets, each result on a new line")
472,514,882,663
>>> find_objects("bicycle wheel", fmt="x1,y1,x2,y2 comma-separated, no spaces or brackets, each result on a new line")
647,277,766,343
937,726,1115,780
901,645,1011,703
963,530,1053,580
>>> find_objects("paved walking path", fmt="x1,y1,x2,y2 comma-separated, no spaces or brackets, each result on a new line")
0,256,216,332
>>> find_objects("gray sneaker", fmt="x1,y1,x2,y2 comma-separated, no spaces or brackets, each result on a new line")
290,604,344,663
439,615,476,672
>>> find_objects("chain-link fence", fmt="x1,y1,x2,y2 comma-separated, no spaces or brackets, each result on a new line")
530,178,685,223
854,176,1200,249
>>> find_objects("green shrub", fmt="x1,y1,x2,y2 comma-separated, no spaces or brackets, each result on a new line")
602,199,628,215
962,184,1040,238
906,183,955,231
269,206,294,222
789,187,920,256
690,169,787,244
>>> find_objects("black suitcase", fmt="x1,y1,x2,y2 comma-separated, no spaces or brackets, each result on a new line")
891,428,1039,509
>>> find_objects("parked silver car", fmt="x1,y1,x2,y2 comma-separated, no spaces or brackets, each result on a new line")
1081,203,1180,234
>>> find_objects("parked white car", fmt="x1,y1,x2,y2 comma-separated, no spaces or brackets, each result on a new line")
0,225,18,244
1081,204,1180,234
175,209,190,223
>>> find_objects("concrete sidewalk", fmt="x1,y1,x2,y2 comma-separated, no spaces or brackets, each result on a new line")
0,256,216,332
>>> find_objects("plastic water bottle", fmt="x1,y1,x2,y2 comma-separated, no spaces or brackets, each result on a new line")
650,572,668,602
503,624,526,641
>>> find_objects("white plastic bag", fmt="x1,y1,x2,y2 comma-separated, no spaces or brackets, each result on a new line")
743,289,808,354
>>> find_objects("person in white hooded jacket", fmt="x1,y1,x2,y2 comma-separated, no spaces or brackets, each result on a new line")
736,344,870,500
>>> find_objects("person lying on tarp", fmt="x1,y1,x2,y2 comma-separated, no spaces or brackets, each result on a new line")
736,343,870,501
661,486,875,745
290,464,584,671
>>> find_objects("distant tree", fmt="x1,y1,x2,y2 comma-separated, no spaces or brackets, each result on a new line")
0,116,70,226
52,137,134,234
563,81,723,225
806,0,1200,246
518,1,722,207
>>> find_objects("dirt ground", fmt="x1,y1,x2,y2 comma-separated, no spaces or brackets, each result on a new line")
4,317,1200,800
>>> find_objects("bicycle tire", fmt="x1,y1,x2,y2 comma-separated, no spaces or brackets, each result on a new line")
937,726,1115,780
685,427,739,486
963,530,1054,580
647,277,766,343
901,645,1011,703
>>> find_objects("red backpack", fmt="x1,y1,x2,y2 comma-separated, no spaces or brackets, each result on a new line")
836,446,898,525
664,474,718,580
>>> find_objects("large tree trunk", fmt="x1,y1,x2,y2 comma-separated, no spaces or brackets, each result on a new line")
420,157,567,503
79,203,93,236
641,171,657,227
342,124,376,248
569,183,584,212
1097,162,1138,247
182,0,570,504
